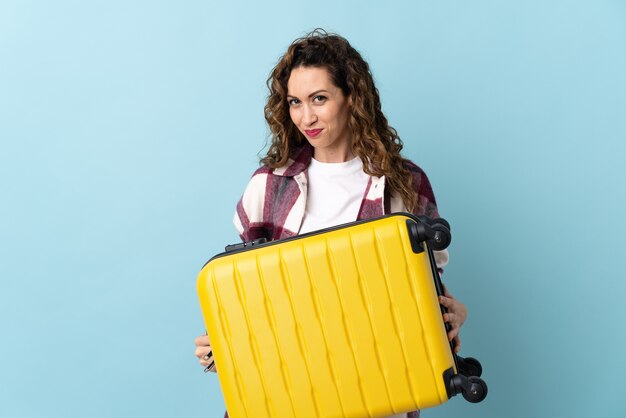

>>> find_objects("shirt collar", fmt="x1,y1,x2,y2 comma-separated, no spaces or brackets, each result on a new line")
272,143,314,177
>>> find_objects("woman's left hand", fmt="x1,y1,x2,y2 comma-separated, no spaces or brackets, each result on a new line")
438,284,467,353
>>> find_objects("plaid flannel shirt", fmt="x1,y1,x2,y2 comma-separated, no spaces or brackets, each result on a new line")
235,144,443,241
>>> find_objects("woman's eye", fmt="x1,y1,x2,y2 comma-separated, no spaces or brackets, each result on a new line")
313,95,327,103
287,98,300,106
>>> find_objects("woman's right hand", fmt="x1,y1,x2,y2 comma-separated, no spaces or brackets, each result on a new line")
194,333,216,372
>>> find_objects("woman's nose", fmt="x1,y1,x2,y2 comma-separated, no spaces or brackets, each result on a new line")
303,105,317,125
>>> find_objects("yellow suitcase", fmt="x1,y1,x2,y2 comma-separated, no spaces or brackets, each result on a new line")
197,213,486,418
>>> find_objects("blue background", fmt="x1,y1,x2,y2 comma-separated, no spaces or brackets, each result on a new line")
1,1,625,417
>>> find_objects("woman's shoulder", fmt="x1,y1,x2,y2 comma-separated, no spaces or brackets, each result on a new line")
238,144,313,211
249,164,273,178
238,150,306,208
402,158,433,190
401,157,439,216
235,148,310,241
402,158,427,175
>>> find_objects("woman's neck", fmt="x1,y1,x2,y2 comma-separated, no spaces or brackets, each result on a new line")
313,146,355,163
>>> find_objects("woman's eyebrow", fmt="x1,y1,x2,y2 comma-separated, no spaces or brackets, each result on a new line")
287,89,331,99
307,89,330,98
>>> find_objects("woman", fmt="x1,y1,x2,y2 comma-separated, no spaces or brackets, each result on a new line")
195,29,467,418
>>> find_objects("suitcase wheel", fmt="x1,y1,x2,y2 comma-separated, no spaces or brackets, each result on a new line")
462,376,488,403
457,356,483,377
406,218,452,251
432,217,451,231
446,370,488,403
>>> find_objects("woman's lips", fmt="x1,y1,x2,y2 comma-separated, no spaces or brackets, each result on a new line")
304,129,323,138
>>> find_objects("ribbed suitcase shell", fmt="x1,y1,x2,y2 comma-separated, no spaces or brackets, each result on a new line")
197,214,456,418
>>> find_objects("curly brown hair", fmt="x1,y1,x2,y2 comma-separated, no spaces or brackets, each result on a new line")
262,29,418,212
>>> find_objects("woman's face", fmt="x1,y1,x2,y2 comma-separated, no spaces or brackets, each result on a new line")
287,66,353,163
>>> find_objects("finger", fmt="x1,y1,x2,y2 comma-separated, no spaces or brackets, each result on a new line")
204,361,217,373
441,298,466,325
440,295,460,311
448,325,460,341
443,312,455,322
444,312,461,326
453,336,462,353
199,348,214,364
439,295,453,308
194,335,211,346
195,346,212,359
199,358,215,367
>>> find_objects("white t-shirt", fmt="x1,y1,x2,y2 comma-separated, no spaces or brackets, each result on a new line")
299,156,370,234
